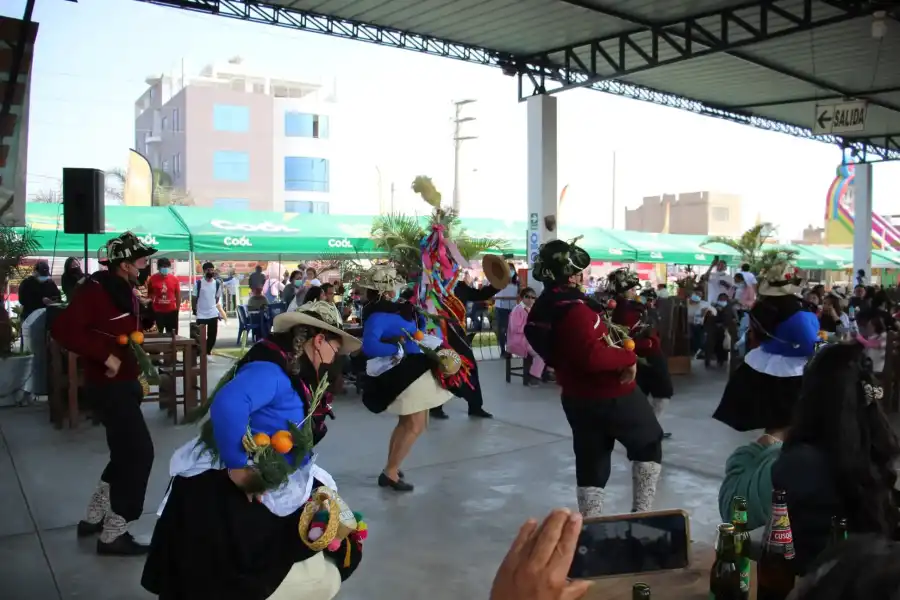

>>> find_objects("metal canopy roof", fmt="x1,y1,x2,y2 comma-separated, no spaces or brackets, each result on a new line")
142,0,900,162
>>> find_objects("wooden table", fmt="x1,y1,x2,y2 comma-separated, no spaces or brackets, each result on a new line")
54,333,204,428
587,544,758,599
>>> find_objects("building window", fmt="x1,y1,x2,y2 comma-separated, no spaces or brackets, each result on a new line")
284,157,329,192
285,200,330,214
213,198,250,211
162,159,169,174
173,153,181,177
213,104,250,132
161,115,168,132
213,151,250,182
252,82,265,94
284,112,329,138
712,206,730,222
172,108,180,132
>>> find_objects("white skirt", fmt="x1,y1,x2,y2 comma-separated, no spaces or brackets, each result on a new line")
386,371,452,415
268,553,341,600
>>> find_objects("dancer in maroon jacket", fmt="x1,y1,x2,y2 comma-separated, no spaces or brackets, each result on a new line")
52,232,157,556
525,239,663,517
609,269,675,438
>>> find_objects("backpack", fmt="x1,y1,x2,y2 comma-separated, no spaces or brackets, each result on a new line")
195,279,222,301
262,278,278,303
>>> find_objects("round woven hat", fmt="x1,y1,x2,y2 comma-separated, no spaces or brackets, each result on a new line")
272,301,361,355
481,254,511,290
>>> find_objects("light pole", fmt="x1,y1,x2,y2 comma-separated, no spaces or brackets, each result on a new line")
452,99,477,214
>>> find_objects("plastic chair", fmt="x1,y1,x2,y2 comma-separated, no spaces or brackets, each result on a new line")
237,305,266,344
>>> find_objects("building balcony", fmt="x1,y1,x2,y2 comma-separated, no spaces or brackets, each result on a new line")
145,135,162,144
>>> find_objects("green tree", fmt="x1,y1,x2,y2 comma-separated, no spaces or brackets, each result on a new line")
105,167,194,206
706,223,796,275
370,211,507,279
0,197,39,356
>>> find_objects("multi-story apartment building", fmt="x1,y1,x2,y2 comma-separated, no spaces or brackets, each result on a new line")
625,191,743,236
133,57,336,213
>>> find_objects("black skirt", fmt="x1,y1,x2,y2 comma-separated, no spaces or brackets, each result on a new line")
360,353,434,414
636,353,674,399
712,362,802,432
141,469,319,600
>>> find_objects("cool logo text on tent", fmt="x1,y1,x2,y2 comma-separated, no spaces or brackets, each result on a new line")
224,236,252,247
328,239,353,248
210,219,299,233
138,234,158,246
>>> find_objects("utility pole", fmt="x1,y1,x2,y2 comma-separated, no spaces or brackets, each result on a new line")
610,150,617,229
452,99,477,214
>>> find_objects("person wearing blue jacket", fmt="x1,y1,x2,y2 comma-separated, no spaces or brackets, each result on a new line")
358,267,451,493
142,302,365,600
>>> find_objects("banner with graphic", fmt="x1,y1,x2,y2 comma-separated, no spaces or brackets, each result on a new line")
123,149,153,206
0,17,38,226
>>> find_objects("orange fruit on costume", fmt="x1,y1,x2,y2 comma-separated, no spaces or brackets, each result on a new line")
117,334,129,346
413,330,424,341
253,432,271,447
623,339,636,351
130,331,145,344
271,430,294,454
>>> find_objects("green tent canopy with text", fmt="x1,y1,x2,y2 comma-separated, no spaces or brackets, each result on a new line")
23,202,191,257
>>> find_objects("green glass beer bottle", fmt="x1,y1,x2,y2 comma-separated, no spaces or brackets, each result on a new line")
710,523,742,600
632,583,651,599
731,496,752,600
830,516,848,546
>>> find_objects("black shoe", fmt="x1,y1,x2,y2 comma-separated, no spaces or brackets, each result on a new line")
430,407,449,420
378,472,414,492
468,408,493,419
97,532,149,556
76,520,102,537
663,432,672,439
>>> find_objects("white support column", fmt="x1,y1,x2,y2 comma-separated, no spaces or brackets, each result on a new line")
852,163,873,283
526,95,558,293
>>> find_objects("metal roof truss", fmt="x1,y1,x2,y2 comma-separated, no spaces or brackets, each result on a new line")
138,0,900,162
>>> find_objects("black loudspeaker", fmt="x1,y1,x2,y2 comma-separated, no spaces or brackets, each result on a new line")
63,168,105,234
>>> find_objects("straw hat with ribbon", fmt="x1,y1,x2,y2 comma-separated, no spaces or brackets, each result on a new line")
481,254,512,290
758,261,803,298
358,266,406,293
272,301,361,355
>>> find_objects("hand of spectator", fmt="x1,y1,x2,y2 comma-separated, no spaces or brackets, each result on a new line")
490,509,592,600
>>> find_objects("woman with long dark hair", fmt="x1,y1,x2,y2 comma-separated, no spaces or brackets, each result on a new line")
61,256,85,301
771,341,900,575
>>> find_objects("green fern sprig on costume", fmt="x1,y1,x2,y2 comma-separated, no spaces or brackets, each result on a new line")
131,342,160,385
294,374,329,455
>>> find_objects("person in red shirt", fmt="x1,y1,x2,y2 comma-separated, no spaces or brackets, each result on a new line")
51,232,157,556
147,257,180,334
609,269,674,439
525,239,663,518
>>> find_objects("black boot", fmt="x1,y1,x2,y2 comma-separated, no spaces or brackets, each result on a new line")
430,407,449,420
97,531,150,556
77,520,103,537
468,407,493,418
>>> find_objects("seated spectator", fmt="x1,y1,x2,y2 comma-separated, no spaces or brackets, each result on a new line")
772,342,900,576
819,293,850,333
791,536,900,600
246,287,268,311
856,309,888,374
506,287,545,386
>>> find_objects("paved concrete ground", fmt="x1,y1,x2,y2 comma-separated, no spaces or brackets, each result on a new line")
0,358,748,600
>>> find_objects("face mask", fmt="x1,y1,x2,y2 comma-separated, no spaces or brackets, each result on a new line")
37,275,49,282
690,295,701,303
205,271,214,279
159,268,170,275
717,300,728,308
637,296,647,304
510,268,517,277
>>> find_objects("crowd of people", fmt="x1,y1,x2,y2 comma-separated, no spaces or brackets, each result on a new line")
22,208,900,598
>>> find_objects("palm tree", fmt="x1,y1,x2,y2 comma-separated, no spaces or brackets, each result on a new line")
370,211,508,279
30,189,61,203
0,197,39,356
706,223,796,275
105,167,194,206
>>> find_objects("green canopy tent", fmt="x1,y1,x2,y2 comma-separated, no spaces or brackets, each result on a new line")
770,244,843,270
796,245,900,270
169,207,381,259
606,230,738,265
23,202,191,258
